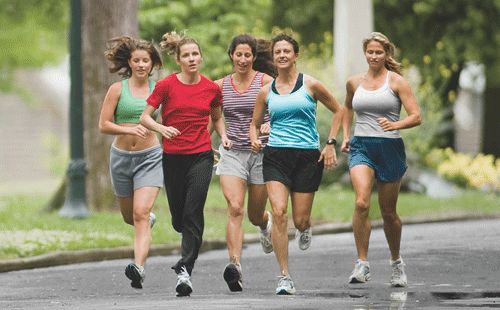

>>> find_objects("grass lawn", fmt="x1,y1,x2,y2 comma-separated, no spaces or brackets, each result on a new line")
0,182,498,260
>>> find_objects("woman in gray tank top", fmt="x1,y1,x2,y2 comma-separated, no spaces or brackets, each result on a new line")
341,32,421,288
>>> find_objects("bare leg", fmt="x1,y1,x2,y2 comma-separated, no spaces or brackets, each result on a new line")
247,183,269,230
221,175,246,263
118,197,134,226
267,181,290,276
290,192,314,232
132,186,160,266
350,165,375,261
377,181,402,261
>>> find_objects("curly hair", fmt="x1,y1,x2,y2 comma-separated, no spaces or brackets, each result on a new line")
362,32,401,75
104,36,162,78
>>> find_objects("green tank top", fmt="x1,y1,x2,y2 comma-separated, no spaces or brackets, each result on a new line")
114,79,156,124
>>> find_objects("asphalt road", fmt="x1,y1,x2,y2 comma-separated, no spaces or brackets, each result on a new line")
1,219,499,309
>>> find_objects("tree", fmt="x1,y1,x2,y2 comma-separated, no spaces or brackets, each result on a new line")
139,0,271,79
81,0,139,210
0,0,68,91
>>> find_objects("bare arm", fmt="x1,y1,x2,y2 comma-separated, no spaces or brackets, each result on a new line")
307,76,344,169
341,77,359,153
211,104,231,149
98,82,148,138
250,86,269,153
140,105,180,139
378,74,422,131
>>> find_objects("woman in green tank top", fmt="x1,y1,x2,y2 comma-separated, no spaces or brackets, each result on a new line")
98,36,163,289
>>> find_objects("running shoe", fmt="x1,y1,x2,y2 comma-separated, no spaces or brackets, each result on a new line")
348,259,371,283
149,212,156,229
276,275,296,295
125,263,145,289
223,262,243,292
295,227,312,250
259,211,273,254
390,258,408,287
175,266,193,297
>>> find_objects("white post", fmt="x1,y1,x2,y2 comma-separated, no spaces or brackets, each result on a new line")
334,0,373,95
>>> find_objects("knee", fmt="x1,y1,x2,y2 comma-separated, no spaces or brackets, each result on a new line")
381,209,399,223
271,206,288,226
121,213,134,226
354,199,370,218
294,217,310,232
227,200,244,219
133,207,149,224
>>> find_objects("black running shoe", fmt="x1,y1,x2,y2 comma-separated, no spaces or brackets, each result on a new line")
175,266,193,297
223,263,243,292
125,263,145,289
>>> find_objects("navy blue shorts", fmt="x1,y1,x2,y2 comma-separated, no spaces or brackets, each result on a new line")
348,136,407,182
263,146,324,193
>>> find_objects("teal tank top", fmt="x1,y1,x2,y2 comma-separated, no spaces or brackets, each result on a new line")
114,79,156,124
266,74,319,149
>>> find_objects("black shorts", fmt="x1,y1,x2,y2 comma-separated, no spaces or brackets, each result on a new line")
262,146,324,193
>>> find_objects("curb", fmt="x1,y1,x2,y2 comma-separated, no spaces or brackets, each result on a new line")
0,214,496,273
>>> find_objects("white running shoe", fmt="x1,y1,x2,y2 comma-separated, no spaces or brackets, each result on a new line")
295,227,312,250
223,262,243,292
149,212,156,229
125,263,145,289
276,275,296,295
259,211,273,254
348,259,371,283
175,266,193,297
390,258,408,287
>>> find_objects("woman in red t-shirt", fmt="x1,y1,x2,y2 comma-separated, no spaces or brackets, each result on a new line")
140,31,230,297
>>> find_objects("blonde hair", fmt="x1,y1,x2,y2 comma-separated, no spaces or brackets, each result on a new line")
362,32,401,75
159,31,201,60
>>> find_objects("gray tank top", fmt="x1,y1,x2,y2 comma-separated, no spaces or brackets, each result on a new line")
352,71,402,138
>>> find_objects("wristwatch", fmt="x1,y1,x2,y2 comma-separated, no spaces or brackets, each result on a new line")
326,138,337,146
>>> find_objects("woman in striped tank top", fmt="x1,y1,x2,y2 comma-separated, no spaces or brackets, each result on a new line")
214,34,276,292
342,32,421,287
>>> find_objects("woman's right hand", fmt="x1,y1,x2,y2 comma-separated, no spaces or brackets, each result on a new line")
251,139,263,153
128,124,150,139
341,138,350,153
158,125,181,139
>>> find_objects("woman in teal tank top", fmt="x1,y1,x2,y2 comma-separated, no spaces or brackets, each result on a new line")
250,33,344,295
98,36,163,289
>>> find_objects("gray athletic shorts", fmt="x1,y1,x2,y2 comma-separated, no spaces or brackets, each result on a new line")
215,144,265,184
109,144,163,197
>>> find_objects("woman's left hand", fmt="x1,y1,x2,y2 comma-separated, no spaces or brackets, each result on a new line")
221,137,232,150
259,122,270,135
319,145,337,170
377,117,396,131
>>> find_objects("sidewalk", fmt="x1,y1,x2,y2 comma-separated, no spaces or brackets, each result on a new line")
0,213,493,273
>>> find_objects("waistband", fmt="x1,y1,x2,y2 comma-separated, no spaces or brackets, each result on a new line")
111,144,162,156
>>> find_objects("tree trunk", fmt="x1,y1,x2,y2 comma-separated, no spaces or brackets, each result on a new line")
81,0,138,210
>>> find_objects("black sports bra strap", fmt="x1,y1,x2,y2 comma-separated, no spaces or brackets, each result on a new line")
271,73,303,95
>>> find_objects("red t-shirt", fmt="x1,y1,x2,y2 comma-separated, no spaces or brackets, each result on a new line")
147,73,222,154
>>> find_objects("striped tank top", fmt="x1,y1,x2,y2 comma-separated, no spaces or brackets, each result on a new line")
222,71,269,151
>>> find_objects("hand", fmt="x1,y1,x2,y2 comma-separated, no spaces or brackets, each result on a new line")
128,124,149,139
159,125,181,139
377,117,396,131
221,137,232,150
259,122,270,135
213,148,220,164
250,139,263,153
319,145,337,170
341,138,350,153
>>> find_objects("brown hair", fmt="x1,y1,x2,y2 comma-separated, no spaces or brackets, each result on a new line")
159,31,201,60
227,34,276,78
362,32,401,75
104,36,162,78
